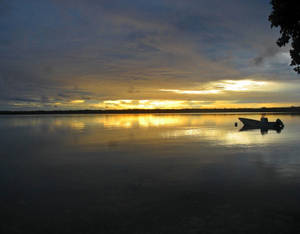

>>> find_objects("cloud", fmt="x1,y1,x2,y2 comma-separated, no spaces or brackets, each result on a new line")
253,46,281,66
0,0,299,110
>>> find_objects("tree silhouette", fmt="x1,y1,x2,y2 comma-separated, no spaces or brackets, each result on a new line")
269,0,300,74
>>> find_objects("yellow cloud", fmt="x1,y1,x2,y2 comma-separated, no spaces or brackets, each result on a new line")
159,79,273,95
96,100,191,109
70,100,85,104
93,99,300,110
160,89,221,94
213,80,267,91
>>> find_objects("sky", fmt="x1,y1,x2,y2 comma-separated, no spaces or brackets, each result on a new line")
0,0,300,110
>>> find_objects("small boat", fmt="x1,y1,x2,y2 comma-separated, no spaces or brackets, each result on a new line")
239,116,284,129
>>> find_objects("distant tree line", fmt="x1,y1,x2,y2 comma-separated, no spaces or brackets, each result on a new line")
1,107,300,115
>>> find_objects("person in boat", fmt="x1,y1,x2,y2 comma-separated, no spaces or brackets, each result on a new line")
260,115,268,126
260,115,284,128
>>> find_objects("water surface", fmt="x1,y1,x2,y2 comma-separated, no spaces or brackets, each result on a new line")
1,113,300,233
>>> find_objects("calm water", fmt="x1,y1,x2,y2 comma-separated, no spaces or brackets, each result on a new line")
1,113,300,233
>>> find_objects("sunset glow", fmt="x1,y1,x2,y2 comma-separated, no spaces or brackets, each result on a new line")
1,0,299,111
160,80,272,96
160,89,221,95
214,80,268,92
70,100,85,104
95,100,190,109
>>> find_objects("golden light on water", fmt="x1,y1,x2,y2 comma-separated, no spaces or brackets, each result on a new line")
49,114,284,146
70,121,86,130
9,114,288,146
100,115,184,128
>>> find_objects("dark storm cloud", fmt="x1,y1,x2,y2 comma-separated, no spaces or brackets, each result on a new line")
253,46,281,66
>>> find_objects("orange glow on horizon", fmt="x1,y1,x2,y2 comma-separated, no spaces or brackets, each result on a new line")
70,100,85,104
92,99,298,110
8,79,300,110
9,98,300,110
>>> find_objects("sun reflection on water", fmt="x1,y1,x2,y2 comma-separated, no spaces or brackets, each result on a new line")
4,114,291,146
99,115,185,128
63,114,288,146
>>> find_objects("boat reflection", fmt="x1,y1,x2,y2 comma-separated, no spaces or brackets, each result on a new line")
239,125,284,135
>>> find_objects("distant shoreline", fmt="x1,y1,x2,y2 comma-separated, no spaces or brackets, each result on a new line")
1,107,300,115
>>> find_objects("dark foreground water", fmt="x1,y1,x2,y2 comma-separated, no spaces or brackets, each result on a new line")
1,113,300,234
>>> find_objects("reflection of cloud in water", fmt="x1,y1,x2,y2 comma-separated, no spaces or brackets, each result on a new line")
161,128,283,146
3,114,299,148
2,114,300,178
249,148,300,178
70,121,85,131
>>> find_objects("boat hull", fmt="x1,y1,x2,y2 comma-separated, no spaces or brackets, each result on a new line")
238,117,282,128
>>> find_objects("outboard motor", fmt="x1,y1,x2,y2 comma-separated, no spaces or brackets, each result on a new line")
276,119,284,128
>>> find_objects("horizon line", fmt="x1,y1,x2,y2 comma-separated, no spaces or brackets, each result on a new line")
1,106,300,114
